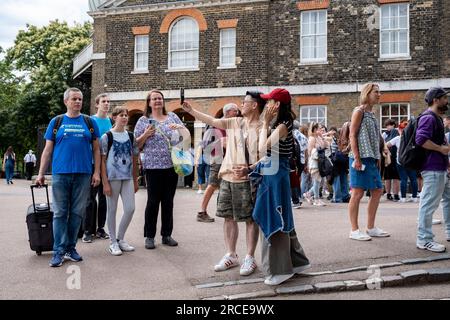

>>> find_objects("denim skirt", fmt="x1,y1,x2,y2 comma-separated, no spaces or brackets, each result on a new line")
349,157,383,191
251,157,295,241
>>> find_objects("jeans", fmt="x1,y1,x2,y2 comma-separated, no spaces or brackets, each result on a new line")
5,164,14,182
300,172,311,198
332,172,350,202
308,177,321,199
396,163,418,198
52,174,91,254
417,171,450,244
291,187,300,204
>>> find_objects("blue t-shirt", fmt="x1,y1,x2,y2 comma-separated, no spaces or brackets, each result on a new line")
91,115,112,137
44,115,100,174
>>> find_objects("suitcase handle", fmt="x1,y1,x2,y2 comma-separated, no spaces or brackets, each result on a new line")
30,184,50,214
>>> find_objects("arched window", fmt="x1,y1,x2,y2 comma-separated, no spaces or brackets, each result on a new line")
169,18,199,69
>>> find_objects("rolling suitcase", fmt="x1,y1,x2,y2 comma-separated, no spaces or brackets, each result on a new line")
26,184,53,255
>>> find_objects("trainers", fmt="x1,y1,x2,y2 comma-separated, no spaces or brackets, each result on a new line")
313,200,326,206
64,249,83,262
264,273,294,286
417,241,446,253
393,195,400,202
197,189,204,194
145,237,155,249
214,253,239,272
162,236,178,247
118,240,135,252
197,211,215,223
240,255,257,276
49,253,64,267
82,233,93,243
432,219,442,225
293,263,311,274
366,227,390,237
109,242,123,256
412,197,419,203
303,192,313,204
293,203,302,209
349,230,372,241
96,228,110,239
400,198,407,203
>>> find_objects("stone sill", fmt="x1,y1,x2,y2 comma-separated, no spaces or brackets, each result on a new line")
131,70,149,74
165,68,200,73
217,66,237,70
378,56,412,62
299,61,329,66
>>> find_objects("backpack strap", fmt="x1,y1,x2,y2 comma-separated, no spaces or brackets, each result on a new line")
82,115,96,142
106,131,113,157
52,115,65,141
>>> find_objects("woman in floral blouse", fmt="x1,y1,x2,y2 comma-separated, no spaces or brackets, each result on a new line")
134,90,190,250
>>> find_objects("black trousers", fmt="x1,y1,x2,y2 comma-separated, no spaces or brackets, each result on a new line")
25,162,34,180
83,182,107,234
144,168,179,238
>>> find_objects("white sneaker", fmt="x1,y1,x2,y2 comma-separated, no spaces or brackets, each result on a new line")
109,242,122,256
367,227,390,237
303,192,313,205
412,197,419,203
293,264,311,274
400,198,407,203
197,189,204,194
417,241,446,253
239,255,257,276
313,200,326,206
349,229,372,241
214,253,239,272
118,240,135,252
264,273,294,286
432,219,442,225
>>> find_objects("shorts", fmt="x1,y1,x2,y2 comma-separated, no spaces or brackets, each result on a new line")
383,162,400,180
197,164,210,185
349,157,383,191
216,180,254,222
208,164,221,187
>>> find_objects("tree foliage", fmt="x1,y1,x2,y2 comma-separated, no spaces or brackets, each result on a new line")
1,21,92,159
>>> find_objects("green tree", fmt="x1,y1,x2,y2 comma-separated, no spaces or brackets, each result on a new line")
7,20,92,116
2,21,92,161
0,47,21,154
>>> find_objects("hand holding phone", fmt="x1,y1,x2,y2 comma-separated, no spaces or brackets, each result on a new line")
351,160,366,171
180,88,185,105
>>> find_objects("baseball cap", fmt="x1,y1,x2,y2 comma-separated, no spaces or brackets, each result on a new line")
424,86,449,104
261,88,291,104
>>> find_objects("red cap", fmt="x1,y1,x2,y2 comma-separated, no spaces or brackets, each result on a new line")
261,88,291,104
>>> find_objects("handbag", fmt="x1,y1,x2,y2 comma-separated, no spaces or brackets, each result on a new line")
155,125,194,177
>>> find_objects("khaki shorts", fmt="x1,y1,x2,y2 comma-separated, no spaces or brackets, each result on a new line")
216,180,254,222
208,164,221,187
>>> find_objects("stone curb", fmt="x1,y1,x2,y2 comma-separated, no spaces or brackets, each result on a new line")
202,267,450,300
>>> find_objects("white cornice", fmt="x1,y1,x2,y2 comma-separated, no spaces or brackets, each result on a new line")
106,78,450,101
89,0,269,17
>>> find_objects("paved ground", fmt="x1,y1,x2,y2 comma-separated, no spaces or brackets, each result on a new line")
1,179,449,300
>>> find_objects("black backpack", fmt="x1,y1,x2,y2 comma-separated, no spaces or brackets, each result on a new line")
52,114,95,142
317,148,333,177
399,112,442,171
290,137,302,172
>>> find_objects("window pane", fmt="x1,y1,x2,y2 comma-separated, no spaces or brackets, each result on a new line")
400,104,408,116
317,18,326,34
399,4,408,16
391,104,399,116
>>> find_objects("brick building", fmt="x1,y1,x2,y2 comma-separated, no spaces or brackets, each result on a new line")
74,0,450,142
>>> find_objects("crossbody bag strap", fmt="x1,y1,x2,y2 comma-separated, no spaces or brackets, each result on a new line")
240,120,250,166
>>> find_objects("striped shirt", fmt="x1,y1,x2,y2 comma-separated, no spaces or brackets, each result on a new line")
268,120,293,158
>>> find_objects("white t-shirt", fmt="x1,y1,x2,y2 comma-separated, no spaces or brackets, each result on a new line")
388,136,401,165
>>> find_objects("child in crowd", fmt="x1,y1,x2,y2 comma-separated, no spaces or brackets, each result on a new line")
101,106,140,256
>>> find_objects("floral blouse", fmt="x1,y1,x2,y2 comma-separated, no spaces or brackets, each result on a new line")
134,112,184,170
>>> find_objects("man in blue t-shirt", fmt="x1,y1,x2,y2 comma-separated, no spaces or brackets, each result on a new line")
36,88,101,267
82,93,112,243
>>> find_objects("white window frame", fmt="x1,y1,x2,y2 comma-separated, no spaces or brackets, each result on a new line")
379,3,410,59
300,10,327,64
299,105,327,127
219,28,236,68
168,17,199,71
380,103,410,131
134,35,149,72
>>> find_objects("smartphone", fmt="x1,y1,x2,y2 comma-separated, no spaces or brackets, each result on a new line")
149,118,156,127
180,88,185,105
351,161,366,171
